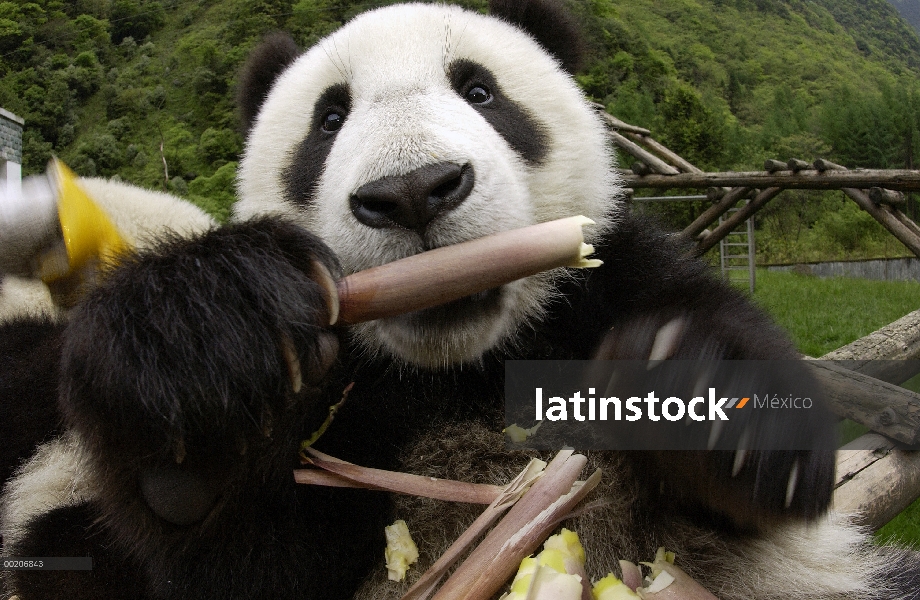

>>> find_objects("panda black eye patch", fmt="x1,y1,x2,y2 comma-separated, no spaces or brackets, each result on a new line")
282,83,352,208
447,59,548,165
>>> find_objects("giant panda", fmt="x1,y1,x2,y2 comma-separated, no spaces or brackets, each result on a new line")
1,1,919,599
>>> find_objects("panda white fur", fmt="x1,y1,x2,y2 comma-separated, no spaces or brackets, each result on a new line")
1,1,919,599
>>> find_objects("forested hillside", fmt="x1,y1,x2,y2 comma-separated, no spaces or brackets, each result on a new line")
1,0,920,260
889,0,920,34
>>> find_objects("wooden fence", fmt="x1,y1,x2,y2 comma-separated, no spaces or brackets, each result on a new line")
600,106,920,528
597,105,920,260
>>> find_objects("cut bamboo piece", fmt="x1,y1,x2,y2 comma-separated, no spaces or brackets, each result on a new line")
335,216,600,325
431,450,601,600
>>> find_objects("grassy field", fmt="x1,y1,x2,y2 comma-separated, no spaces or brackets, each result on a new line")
749,269,920,546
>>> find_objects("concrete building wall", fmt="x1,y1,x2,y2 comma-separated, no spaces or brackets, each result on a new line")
0,107,24,198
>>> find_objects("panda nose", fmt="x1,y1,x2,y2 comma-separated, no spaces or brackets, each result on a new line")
350,162,474,231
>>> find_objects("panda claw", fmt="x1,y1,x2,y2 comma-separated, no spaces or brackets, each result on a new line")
785,459,800,508
730,427,752,476
280,334,303,394
174,438,186,465
648,317,685,361
707,420,724,450
310,258,340,326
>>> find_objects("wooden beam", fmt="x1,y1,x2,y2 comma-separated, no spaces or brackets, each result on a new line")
787,158,813,172
609,130,680,175
693,187,783,255
819,307,920,404
814,158,846,172
593,106,653,136
624,132,702,174
843,188,920,258
820,308,920,364
806,360,920,446
621,169,920,191
892,206,920,238
764,159,787,173
869,187,906,206
833,433,920,530
682,187,752,239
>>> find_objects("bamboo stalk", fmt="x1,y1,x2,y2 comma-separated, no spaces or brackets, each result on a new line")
431,451,600,600
401,459,548,600
335,216,600,324
622,170,920,190
298,448,503,505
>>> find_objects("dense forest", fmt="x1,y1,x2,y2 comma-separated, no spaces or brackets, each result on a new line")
890,0,920,33
1,0,920,261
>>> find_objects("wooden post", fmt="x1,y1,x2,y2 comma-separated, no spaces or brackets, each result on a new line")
834,433,920,530
694,187,782,255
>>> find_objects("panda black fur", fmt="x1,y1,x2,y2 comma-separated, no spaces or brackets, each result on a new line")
1,1,919,599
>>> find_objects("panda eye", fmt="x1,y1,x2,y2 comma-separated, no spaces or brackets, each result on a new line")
465,85,492,105
321,110,344,133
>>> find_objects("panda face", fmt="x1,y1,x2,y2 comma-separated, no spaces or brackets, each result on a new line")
236,3,620,368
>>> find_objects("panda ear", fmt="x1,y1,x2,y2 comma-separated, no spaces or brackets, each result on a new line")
237,32,301,133
489,0,585,75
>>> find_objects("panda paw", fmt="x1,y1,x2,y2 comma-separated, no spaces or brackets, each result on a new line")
595,312,837,528
57,216,342,524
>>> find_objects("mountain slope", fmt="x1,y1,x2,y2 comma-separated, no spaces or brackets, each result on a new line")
1,0,920,216
888,0,920,34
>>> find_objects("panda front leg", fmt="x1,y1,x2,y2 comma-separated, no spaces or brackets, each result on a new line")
37,216,382,599
592,303,838,532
